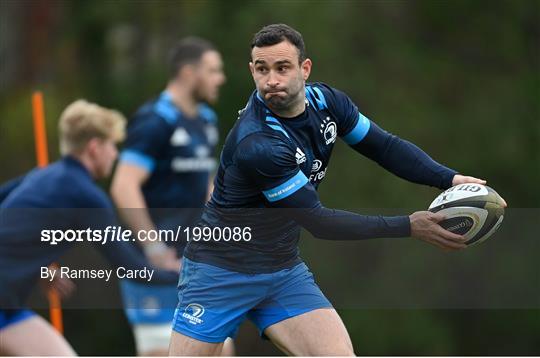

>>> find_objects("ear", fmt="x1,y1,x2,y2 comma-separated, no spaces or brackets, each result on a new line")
85,138,100,157
248,61,255,76
301,58,312,81
179,64,197,82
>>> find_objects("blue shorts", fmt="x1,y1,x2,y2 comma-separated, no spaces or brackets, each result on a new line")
119,280,178,325
172,258,332,343
0,309,35,330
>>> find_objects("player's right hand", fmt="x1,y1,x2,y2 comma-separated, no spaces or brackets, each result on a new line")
148,246,181,271
409,211,468,251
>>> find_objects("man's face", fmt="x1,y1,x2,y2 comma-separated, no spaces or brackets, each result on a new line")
193,50,226,104
250,40,311,111
90,138,118,178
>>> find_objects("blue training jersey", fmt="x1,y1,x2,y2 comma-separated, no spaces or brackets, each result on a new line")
184,82,457,273
119,91,219,212
0,157,177,308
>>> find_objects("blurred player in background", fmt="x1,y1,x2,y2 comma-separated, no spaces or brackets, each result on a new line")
169,24,506,356
0,100,178,356
110,37,230,356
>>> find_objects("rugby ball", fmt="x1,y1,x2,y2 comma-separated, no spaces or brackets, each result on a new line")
428,184,505,246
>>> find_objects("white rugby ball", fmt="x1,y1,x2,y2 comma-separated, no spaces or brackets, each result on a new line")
428,183,505,246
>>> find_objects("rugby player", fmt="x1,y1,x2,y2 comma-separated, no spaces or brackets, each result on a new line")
167,24,504,356
110,37,230,355
0,100,178,356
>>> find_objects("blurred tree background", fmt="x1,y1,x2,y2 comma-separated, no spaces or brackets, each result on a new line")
1,0,538,355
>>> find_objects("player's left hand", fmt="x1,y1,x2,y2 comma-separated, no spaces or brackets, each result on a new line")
40,273,76,299
452,174,486,186
452,174,507,207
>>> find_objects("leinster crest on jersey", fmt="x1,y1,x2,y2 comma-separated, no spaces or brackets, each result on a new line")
320,116,337,145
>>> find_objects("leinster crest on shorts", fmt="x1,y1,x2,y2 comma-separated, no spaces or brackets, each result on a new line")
182,303,205,325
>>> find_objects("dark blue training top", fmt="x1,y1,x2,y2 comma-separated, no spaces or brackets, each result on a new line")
118,92,219,253
184,83,457,273
119,91,218,211
0,157,177,308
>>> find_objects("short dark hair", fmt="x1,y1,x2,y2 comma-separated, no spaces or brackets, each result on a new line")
251,24,306,62
168,37,216,79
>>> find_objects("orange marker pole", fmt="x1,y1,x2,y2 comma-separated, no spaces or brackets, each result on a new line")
32,91,64,334
32,92,49,168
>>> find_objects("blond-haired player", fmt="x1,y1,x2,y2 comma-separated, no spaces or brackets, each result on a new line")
0,100,177,355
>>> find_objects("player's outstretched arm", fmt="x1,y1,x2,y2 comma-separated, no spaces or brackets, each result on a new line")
316,84,453,189
348,121,459,189
321,83,487,190
270,180,410,240
344,118,507,206
349,121,497,194
270,179,467,250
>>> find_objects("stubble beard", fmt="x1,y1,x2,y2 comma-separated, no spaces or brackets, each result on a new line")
265,83,304,113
